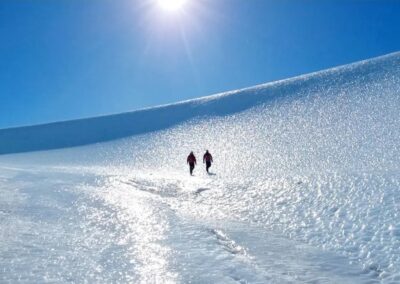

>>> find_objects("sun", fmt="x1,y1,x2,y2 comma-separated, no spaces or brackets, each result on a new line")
157,0,187,11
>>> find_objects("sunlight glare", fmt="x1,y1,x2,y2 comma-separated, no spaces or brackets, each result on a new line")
158,0,187,11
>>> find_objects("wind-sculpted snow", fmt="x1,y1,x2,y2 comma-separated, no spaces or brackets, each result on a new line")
0,52,399,155
1,52,400,282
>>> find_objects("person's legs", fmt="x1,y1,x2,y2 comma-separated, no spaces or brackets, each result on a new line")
206,161,211,173
190,163,194,175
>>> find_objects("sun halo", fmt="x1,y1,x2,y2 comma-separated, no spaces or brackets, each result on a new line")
157,0,187,11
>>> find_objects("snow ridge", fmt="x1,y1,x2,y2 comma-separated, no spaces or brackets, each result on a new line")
0,51,399,155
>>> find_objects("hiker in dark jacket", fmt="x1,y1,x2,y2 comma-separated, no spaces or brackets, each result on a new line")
187,151,197,175
203,150,213,173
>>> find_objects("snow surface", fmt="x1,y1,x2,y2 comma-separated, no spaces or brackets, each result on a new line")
1,52,400,283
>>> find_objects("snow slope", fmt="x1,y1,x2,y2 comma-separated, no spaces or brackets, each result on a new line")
1,50,399,157
1,52,400,283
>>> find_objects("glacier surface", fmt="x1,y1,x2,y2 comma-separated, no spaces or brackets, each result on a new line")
0,52,400,283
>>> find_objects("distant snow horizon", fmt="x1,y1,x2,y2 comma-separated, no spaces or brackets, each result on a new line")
2,50,400,131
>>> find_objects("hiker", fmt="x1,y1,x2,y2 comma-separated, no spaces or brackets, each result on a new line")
203,150,213,173
187,151,197,175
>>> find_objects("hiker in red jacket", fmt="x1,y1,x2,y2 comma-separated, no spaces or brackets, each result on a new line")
187,151,197,175
203,150,213,173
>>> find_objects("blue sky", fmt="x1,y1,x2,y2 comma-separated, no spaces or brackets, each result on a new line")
1,0,400,128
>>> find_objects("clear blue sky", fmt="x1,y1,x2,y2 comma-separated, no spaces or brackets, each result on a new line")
1,0,400,128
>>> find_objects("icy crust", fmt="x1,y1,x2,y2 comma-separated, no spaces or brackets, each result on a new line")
0,168,375,283
175,173,400,282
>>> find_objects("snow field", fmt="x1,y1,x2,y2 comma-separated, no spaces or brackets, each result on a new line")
1,52,400,282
